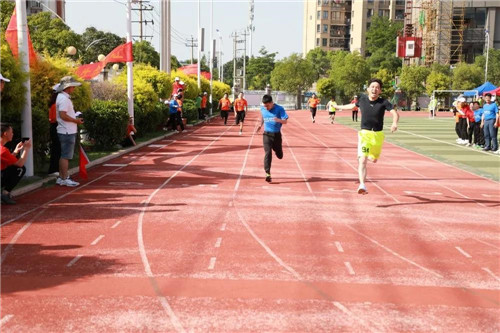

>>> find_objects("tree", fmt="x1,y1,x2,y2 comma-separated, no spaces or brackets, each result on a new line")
271,53,315,109
133,40,159,68
475,48,500,86
365,16,403,73
80,27,124,64
316,77,337,99
171,55,181,70
246,47,277,90
451,63,483,90
306,47,332,80
27,12,82,58
399,65,430,106
0,1,15,32
426,71,452,97
374,68,395,99
329,51,370,100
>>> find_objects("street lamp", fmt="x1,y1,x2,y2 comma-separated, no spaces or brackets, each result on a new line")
485,29,490,82
67,46,77,56
216,29,223,82
85,38,106,51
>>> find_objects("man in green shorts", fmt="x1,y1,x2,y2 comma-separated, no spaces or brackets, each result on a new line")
335,79,399,194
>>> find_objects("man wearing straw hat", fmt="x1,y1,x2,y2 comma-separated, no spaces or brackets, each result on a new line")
55,76,83,187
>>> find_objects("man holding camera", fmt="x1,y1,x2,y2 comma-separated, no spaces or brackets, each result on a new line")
55,76,83,187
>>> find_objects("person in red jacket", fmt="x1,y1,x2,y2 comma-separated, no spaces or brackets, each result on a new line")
172,77,185,96
463,102,475,146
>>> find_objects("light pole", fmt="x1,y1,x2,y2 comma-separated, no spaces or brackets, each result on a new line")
485,29,490,83
126,0,134,121
197,0,201,88
85,38,106,51
216,29,223,82
209,0,213,115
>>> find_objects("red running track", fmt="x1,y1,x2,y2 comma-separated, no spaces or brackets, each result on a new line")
1,111,499,332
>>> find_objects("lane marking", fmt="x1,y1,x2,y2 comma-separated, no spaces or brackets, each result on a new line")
0,315,14,327
208,257,217,270
335,241,344,253
67,255,83,267
344,262,355,275
111,221,122,229
327,227,335,235
140,200,146,204
103,163,128,167
333,302,384,333
473,238,500,250
214,237,222,248
482,267,500,282
455,246,472,258
262,185,291,190
148,144,166,148
181,184,189,187
328,188,357,193
404,190,442,196
137,126,232,333
91,235,105,246
198,184,218,188
220,223,227,231
282,133,316,199
108,182,144,186
482,193,500,198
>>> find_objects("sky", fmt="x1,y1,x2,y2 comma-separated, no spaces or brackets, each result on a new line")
65,0,304,63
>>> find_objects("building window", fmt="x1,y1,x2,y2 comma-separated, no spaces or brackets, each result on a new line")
367,8,374,18
330,25,345,37
330,38,345,48
317,24,320,32
368,0,374,3
323,0,330,4
318,0,321,5
316,38,320,46
395,9,404,20
366,22,371,30
331,11,341,20
317,11,321,19
322,38,328,46
323,11,329,19
396,0,405,5
323,24,329,33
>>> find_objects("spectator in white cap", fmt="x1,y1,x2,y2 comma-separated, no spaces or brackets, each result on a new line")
172,76,185,97
55,76,83,187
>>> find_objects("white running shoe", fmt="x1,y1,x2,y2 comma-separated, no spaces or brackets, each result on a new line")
56,177,64,185
357,184,368,195
62,178,80,187
239,131,242,135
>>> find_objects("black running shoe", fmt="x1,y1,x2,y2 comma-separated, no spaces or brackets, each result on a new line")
265,175,272,183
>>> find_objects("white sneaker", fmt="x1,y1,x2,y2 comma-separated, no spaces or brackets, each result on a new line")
465,143,471,146
56,177,64,185
62,178,80,187
357,184,368,195
239,131,242,135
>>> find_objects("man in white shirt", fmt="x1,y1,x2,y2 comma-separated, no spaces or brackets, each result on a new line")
55,76,83,187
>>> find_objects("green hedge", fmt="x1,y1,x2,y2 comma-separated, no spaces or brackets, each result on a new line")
83,100,129,148
182,99,198,122
134,101,168,135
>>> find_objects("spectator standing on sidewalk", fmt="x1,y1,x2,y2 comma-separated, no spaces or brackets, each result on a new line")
48,84,61,175
481,93,499,152
472,101,484,149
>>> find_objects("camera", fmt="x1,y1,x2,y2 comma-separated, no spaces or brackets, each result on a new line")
21,137,30,143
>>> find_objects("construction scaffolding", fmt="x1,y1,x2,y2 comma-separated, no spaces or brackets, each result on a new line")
418,0,465,66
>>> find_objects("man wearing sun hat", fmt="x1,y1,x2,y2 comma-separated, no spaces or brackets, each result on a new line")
55,76,83,187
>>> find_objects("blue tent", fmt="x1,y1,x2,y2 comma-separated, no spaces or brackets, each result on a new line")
463,82,497,96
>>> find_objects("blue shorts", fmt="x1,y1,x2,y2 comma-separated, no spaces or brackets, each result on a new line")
58,133,76,159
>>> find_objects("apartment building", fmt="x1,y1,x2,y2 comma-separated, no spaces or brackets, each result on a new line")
26,0,65,20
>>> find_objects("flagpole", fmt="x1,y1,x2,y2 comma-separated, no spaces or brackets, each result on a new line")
209,0,213,116
197,0,201,88
126,0,134,121
16,0,34,176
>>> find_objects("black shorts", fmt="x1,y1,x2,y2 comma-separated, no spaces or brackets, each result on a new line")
236,111,245,124
329,111,336,115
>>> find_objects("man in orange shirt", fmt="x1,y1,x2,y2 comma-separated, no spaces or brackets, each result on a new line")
201,91,208,121
308,93,320,123
218,93,232,125
234,92,248,135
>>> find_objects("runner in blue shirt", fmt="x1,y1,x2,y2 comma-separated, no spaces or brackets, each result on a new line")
256,95,289,183
480,93,499,152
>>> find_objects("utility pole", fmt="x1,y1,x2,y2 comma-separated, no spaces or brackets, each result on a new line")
197,0,201,88
232,31,238,98
160,0,171,73
126,0,134,121
241,30,249,90
186,36,197,64
248,0,254,58
131,0,153,40
209,0,213,114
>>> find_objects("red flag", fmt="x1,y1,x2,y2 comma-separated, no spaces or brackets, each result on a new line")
79,145,90,180
75,62,106,80
105,42,133,63
5,7,38,65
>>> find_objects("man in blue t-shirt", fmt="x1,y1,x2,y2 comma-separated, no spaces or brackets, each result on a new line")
480,93,499,151
256,94,289,183
167,94,184,133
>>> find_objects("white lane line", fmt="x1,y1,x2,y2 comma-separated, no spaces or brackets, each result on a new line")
91,235,105,246
344,262,355,275
208,257,217,270
111,221,122,229
473,238,500,250
214,237,222,248
482,193,500,198
103,163,128,167
455,246,472,258
328,188,357,193
482,267,500,282
262,185,292,190
327,227,335,235
333,302,383,333
148,144,166,148
220,223,227,231
404,190,442,196
0,315,14,327
282,133,316,199
335,241,344,253
67,255,83,267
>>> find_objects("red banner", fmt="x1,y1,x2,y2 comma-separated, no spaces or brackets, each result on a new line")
178,64,211,80
5,7,38,65
75,42,133,80
79,145,90,180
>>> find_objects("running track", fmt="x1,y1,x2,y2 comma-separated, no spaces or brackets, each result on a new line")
1,111,499,332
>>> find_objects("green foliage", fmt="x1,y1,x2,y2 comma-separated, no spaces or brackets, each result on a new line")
367,50,402,74
475,49,500,86
134,102,166,135
133,40,159,68
426,71,452,96
316,78,337,99
451,63,483,90
0,1,15,32
181,99,198,122
212,81,231,102
27,12,82,58
171,55,181,70
430,63,451,76
399,65,430,104
271,53,315,93
83,100,129,148
374,68,395,99
247,47,277,90
80,27,125,64
329,51,370,99
366,16,403,74
306,47,332,80
91,81,126,101
118,63,171,99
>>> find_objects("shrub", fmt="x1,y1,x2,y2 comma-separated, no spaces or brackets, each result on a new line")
83,100,129,148
91,81,126,101
212,80,231,102
181,99,198,122
134,102,166,135
115,63,171,99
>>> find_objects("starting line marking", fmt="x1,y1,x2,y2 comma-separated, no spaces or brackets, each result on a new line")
344,262,355,275
404,191,443,196
91,235,105,246
208,257,217,270
262,185,292,190
199,184,218,188
148,144,166,148
482,267,500,282
108,182,144,186
328,188,356,193
67,255,83,267
214,237,222,248
482,193,500,198
111,221,122,229
103,163,128,167
455,246,472,258
335,241,344,253
0,315,14,327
